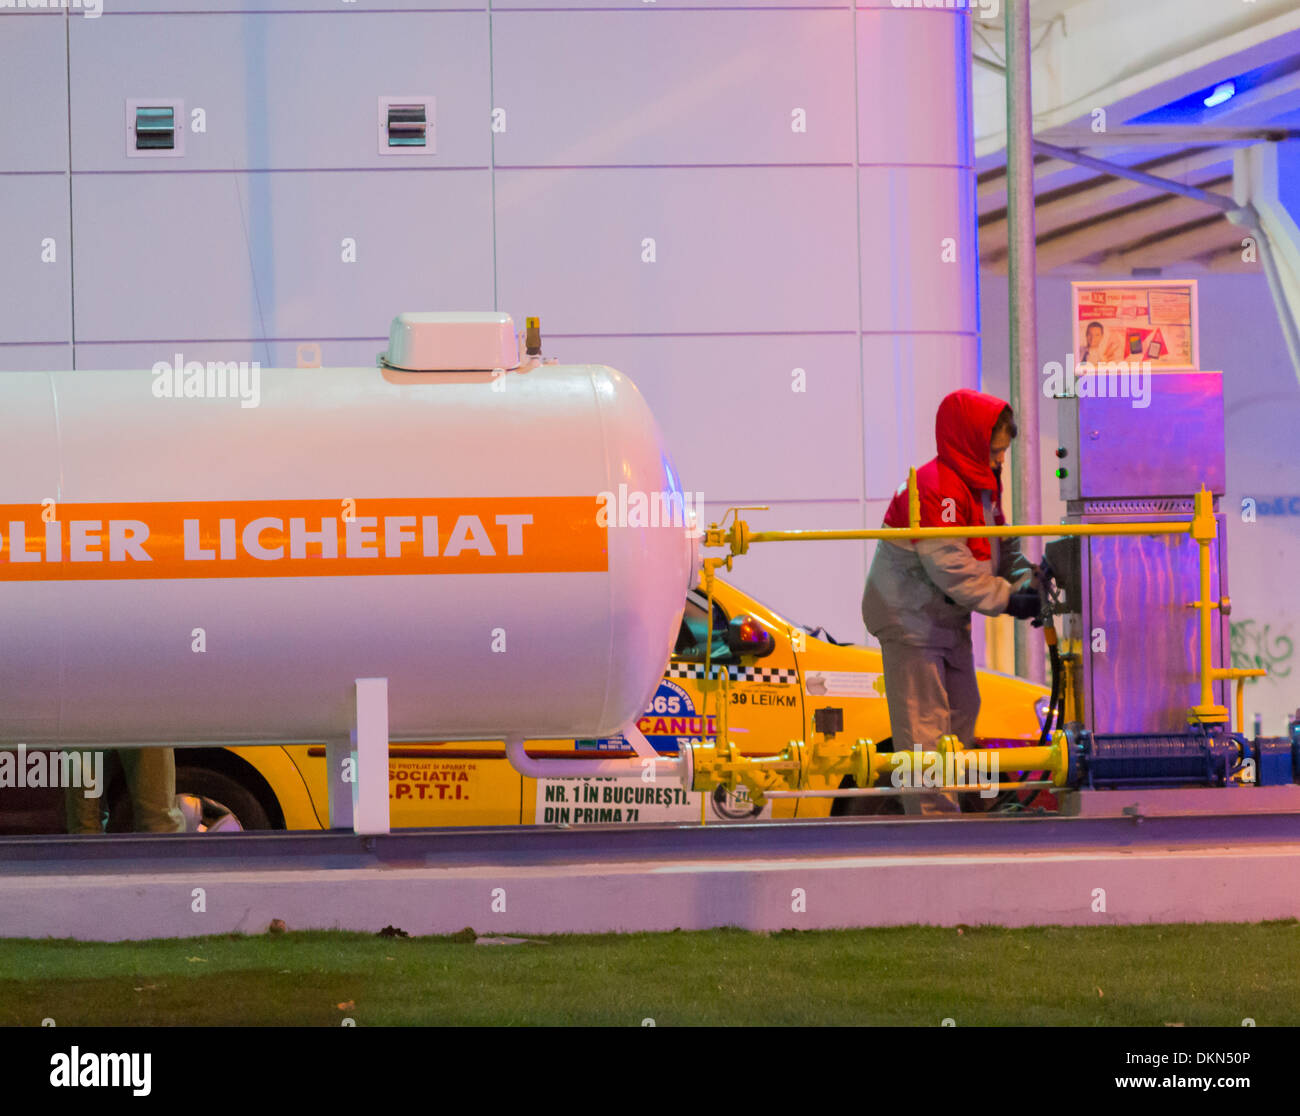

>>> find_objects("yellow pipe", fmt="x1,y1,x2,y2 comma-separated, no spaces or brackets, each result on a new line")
1187,485,1229,724
1219,669,1265,732
764,781,1054,798
685,731,1075,804
1198,488,1215,715
1200,543,1215,715
867,745,1064,782
748,523,1187,542
696,487,1267,798
976,745,1059,772
715,485,1255,730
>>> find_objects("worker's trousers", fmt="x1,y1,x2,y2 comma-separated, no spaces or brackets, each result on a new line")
66,748,186,834
878,635,981,815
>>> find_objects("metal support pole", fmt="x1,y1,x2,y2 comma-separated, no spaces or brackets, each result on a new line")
1032,140,1238,212
1004,0,1043,684
1239,206,1300,385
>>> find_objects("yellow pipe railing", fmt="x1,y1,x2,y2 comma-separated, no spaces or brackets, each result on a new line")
748,523,1189,542
1184,487,1266,725
1230,670,1267,732
702,482,1249,729
689,481,1271,806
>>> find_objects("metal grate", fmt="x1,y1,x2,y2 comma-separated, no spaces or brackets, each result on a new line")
135,106,175,150
1070,497,1208,516
386,104,427,147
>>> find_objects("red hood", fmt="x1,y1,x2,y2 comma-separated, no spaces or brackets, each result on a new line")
936,389,1006,494
881,388,1011,561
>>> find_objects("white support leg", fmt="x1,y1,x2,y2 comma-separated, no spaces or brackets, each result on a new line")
352,677,391,835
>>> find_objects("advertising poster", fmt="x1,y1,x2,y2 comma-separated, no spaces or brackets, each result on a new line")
1071,280,1199,370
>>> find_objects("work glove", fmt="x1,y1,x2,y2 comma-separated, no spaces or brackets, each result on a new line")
1005,588,1042,621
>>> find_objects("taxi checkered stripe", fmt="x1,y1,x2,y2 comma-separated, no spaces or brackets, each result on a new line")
665,664,799,684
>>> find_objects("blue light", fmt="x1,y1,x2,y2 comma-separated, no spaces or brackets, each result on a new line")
1203,81,1236,108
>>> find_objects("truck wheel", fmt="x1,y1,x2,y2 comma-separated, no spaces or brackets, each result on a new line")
174,767,272,832
105,764,271,832
710,785,763,820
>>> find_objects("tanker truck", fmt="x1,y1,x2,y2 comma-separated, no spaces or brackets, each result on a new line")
0,311,1050,835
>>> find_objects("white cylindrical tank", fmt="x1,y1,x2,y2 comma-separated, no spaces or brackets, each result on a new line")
0,315,696,745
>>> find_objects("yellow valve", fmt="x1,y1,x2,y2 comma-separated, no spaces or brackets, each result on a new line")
703,507,769,560
1189,484,1217,541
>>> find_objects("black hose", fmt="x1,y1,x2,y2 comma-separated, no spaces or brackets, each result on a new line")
1020,623,1063,808
1050,623,1067,735
1040,634,1062,748
998,617,1061,811
995,560,1065,811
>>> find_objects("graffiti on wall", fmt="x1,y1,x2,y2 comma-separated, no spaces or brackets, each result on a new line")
1230,620,1294,683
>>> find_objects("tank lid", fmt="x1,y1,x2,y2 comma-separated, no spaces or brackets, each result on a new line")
382,312,520,372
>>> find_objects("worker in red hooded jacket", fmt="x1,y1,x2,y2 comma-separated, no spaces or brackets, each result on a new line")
862,389,1040,798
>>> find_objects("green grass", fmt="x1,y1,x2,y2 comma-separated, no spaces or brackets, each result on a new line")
0,921,1295,1026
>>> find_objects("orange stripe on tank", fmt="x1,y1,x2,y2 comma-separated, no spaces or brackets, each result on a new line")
0,497,608,581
